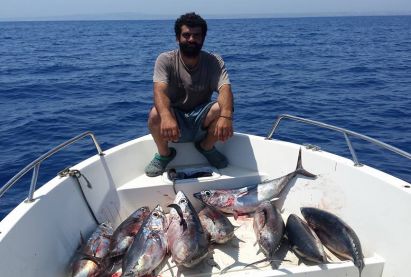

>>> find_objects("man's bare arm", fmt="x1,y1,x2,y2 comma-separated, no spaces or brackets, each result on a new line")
215,84,234,142
153,82,180,141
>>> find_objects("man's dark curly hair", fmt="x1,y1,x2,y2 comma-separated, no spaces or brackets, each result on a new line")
174,12,207,40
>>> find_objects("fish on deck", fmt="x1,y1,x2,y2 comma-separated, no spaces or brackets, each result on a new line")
167,191,209,268
285,214,327,264
109,206,150,258
193,148,316,218
122,205,168,277
301,207,365,277
198,205,235,244
72,222,113,277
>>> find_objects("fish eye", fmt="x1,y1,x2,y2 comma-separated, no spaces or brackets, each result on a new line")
204,190,211,197
153,212,159,217
179,198,187,204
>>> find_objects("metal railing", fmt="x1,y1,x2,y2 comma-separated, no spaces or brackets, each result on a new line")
266,114,411,166
0,131,104,203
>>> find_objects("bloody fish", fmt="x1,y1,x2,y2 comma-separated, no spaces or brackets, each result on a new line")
109,206,150,258
198,205,235,244
253,201,285,258
194,148,316,218
72,222,113,277
167,191,209,268
122,205,168,277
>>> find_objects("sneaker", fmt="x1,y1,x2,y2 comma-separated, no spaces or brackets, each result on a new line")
145,148,177,177
194,142,228,169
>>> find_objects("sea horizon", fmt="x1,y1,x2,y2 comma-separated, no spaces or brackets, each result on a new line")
1,11,411,23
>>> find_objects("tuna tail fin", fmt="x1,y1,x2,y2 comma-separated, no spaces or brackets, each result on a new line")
167,204,187,231
295,148,317,179
244,257,291,268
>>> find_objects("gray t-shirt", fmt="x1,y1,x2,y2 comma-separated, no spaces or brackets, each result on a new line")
153,49,231,111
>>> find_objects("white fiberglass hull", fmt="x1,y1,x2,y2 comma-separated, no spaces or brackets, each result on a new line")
0,133,410,276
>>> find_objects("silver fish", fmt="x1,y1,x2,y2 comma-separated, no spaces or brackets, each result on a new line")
286,214,327,264
122,205,168,277
193,148,316,217
301,207,365,276
253,201,285,258
72,222,113,277
198,205,235,244
167,191,209,268
109,206,150,258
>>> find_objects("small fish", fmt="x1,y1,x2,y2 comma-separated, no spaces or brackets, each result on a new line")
72,222,113,277
253,201,285,258
301,207,365,276
198,206,235,244
167,191,209,268
109,206,151,258
122,205,168,277
286,214,327,264
193,148,316,217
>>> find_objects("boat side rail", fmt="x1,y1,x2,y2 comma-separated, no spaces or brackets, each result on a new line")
0,131,104,203
266,114,411,166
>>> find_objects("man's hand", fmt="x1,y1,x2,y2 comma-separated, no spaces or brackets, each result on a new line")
160,114,180,142
214,116,233,142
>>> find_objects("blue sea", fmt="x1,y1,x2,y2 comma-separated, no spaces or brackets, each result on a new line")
1,16,410,220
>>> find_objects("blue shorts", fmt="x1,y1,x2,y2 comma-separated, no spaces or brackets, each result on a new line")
174,101,216,143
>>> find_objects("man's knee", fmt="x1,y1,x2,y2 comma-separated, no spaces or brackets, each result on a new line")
148,107,161,128
203,103,221,127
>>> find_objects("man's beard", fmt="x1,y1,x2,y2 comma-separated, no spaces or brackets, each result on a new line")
179,41,203,58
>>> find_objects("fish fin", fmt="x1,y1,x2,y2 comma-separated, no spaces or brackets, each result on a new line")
269,197,280,203
295,148,317,179
236,187,249,197
79,254,103,266
244,257,268,268
167,204,187,230
245,257,290,268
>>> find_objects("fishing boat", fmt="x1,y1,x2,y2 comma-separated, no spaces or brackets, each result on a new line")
0,114,410,277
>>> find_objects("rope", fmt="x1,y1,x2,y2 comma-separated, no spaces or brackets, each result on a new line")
58,168,100,225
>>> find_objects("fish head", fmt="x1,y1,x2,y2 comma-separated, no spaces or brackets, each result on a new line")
131,206,150,218
99,222,114,236
193,189,223,207
173,191,194,214
149,204,167,229
300,207,316,225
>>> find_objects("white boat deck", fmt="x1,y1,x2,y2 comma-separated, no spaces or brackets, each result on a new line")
1,133,409,277
116,164,384,277
156,215,384,277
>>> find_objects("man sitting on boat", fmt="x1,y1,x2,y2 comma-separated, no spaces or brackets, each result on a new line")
145,12,234,177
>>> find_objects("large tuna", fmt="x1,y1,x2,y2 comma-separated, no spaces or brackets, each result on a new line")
286,214,327,264
301,207,364,276
198,205,235,244
167,191,209,268
121,205,168,277
193,148,316,217
253,201,285,258
109,206,150,258
72,222,113,277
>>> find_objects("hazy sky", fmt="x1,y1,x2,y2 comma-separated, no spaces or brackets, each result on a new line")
1,0,411,19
